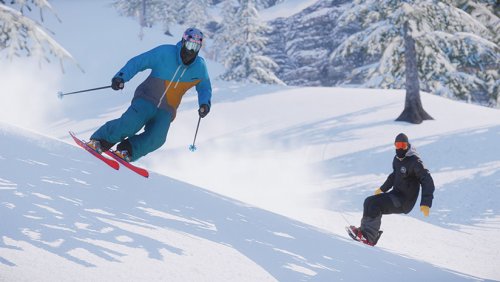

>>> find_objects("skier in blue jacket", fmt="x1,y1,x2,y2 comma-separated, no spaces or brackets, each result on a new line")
87,27,212,162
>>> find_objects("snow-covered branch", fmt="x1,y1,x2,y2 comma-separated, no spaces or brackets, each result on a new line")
329,0,499,107
0,3,79,72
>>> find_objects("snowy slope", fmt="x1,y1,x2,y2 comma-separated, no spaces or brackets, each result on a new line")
0,124,480,281
1,1,500,281
48,83,500,281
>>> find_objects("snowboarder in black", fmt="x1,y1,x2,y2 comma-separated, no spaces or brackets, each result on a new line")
348,133,435,246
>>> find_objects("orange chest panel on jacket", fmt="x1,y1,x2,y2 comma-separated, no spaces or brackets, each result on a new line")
165,80,201,109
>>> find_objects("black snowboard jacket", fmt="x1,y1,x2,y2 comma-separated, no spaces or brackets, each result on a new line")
380,147,435,213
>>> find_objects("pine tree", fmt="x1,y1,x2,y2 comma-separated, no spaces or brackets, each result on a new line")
450,0,499,105
211,0,238,62
178,0,211,31
253,0,284,10
219,0,284,85
330,0,499,107
453,0,499,43
113,0,214,39
112,0,180,39
0,0,77,70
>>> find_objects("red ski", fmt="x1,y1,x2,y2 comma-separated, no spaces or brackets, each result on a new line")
69,131,119,170
105,150,149,178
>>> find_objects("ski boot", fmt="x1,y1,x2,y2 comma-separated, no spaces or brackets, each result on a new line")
114,150,132,162
86,140,103,154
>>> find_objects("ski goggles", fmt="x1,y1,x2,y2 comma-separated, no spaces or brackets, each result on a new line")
183,35,202,52
184,40,201,52
394,142,409,150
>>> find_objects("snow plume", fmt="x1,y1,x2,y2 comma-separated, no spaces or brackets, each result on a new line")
0,58,62,129
149,128,319,215
144,86,321,214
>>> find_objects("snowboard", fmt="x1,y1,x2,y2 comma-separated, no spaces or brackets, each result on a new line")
105,150,149,178
345,225,382,247
69,131,119,170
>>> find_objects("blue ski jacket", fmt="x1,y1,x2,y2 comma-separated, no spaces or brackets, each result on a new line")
114,41,212,120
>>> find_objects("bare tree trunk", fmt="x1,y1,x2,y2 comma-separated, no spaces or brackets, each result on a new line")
396,22,433,124
138,0,147,40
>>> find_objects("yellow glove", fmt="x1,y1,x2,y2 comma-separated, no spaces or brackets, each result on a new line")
374,188,383,195
420,205,430,217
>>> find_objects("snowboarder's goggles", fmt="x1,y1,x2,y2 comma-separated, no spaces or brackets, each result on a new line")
394,142,408,150
183,36,202,52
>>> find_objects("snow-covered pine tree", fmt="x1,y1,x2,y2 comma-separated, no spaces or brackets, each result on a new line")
211,0,238,62
211,0,283,9
219,0,284,85
453,0,499,43
329,0,499,107
177,0,211,31
253,0,284,10
112,0,180,38
113,0,215,39
450,0,499,105
0,0,76,70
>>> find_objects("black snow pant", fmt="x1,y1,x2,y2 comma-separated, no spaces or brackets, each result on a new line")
361,193,405,243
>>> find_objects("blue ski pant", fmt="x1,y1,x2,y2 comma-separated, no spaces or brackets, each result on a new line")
91,98,171,161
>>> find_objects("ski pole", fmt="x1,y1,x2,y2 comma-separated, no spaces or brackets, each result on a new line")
189,116,202,152
57,85,112,100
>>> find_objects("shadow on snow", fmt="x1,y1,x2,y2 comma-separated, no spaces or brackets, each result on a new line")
0,127,490,281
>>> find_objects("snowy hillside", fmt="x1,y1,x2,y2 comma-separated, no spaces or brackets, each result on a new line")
47,83,500,281
1,1,500,281
0,123,482,281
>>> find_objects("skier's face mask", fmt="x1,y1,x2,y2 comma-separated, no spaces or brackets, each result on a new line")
181,39,201,65
396,149,407,159
181,46,197,65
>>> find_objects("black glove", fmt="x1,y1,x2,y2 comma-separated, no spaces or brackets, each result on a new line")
111,77,125,90
198,104,210,118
